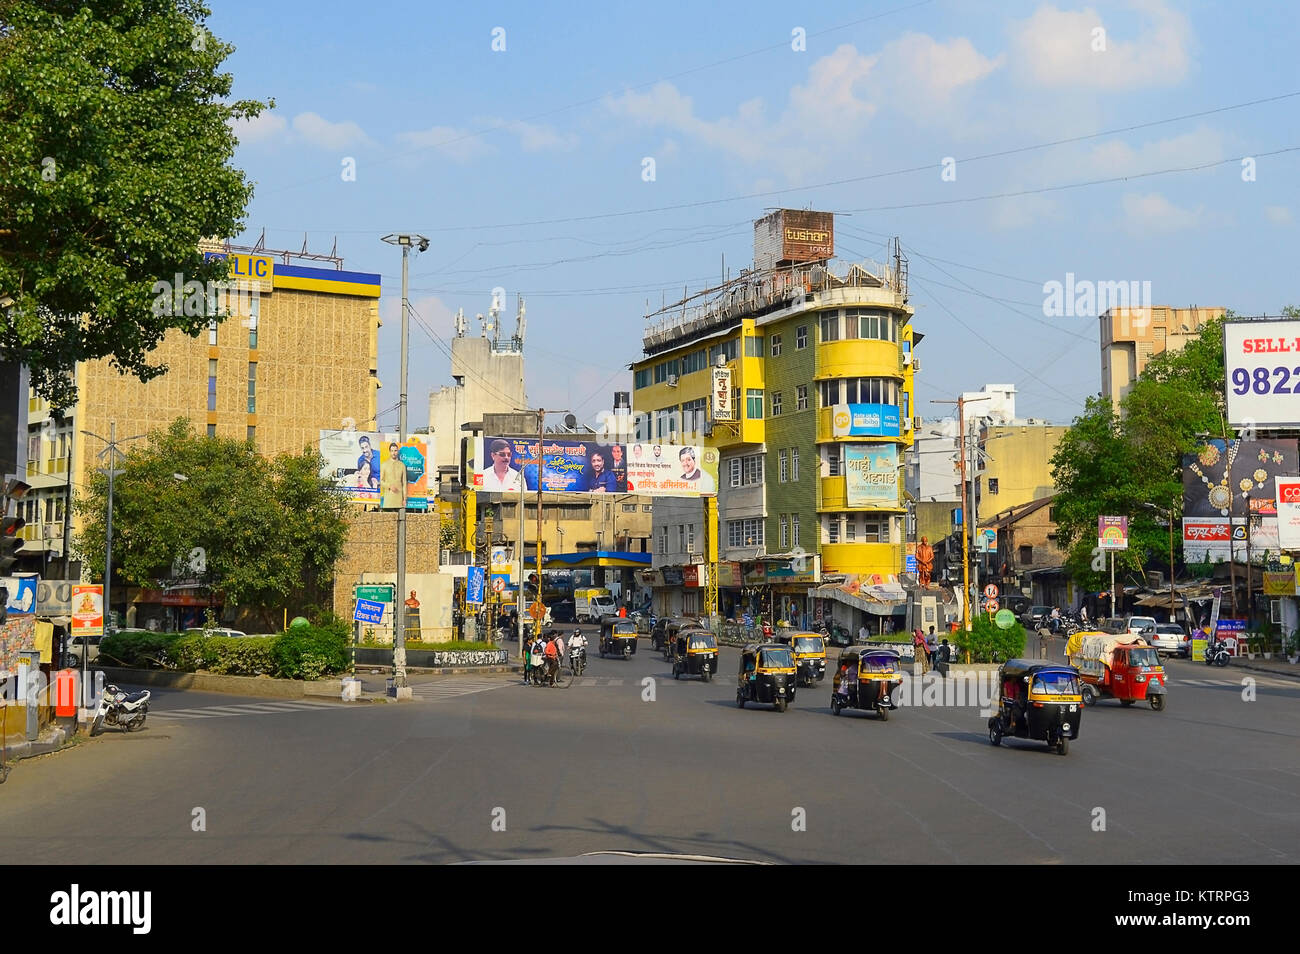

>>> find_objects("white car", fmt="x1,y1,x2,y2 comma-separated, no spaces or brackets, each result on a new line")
1124,616,1159,637
185,627,248,639
1150,623,1186,657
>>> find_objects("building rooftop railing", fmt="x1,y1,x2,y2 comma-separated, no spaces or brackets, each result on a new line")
641,258,906,355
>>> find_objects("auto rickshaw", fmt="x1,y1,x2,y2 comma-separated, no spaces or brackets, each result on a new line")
1065,631,1167,710
736,642,798,712
652,616,701,655
598,615,639,658
788,632,827,687
670,629,718,681
830,648,902,720
987,659,1082,756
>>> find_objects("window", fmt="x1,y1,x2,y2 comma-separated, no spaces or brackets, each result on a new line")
247,362,256,413
208,319,217,345
248,297,259,348
988,478,999,494
818,380,839,408
827,514,839,544
744,335,764,357
635,412,650,441
28,435,40,462
862,517,888,543
654,360,679,384
778,449,788,482
1019,545,1033,564
843,308,896,342
686,524,696,552
826,445,843,477
655,407,678,440
796,325,808,349
746,389,763,419
682,398,706,437
1048,506,1058,522
622,504,638,512
730,458,741,487
677,525,686,551
820,311,839,342
727,518,765,548
247,426,256,443
643,504,653,512
771,391,783,416
207,359,217,411
731,455,763,487
770,334,782,357
791,447,799,481
845,514,856,541
634,369,650,389
207,424,216,437
709,339,739,365
791,514,800,547
658,526,668,553
731,386,740,412
681,349,708,374
842,377,899,405
780,515,788,547
796,385,808,411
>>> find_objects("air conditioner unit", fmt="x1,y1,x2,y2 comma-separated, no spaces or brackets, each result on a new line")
912,416,923,431
902,352,912,367
912,357,921,373
667,375,678,387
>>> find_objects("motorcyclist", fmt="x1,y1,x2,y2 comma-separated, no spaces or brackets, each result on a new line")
568,628,587,665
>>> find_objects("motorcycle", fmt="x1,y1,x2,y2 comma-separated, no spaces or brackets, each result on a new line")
570,644,587,677
1204,638,1231,667
91,684,151,735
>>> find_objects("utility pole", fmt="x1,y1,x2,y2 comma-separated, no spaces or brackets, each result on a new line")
381,232,428,699
516,448,526,658
933,395,989,631
534,408,545,637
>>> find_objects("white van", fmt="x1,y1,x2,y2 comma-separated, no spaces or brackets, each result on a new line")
1124,616,1158,638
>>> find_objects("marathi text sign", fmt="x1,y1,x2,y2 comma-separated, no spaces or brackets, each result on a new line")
319,430,430,510
712,367,734,422
1182,517,1246,562
71,584,103,639
845,444,898,507
1097,516,1128,551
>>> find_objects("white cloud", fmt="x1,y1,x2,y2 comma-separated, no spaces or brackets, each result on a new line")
1120,192,1202,233
989,195,1062,229
495,119,578,153
1264,205,1294,226
229,112,287,145
395,125,495,163
291,112,373,150
874,33,1005,106
1009,1,1192,90
1082,126,1224,176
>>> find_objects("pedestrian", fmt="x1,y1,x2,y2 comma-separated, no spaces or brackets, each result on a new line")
858,622,869,645
926,627,939,665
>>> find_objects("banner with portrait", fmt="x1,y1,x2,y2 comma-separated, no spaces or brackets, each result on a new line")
319,430,430,510
474,438,718,497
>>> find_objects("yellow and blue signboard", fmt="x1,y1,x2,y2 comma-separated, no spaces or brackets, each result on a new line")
201,252,381,298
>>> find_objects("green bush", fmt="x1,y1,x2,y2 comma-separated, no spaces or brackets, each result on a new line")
953,616,1027,663
99,631,180,668
270,624,350,679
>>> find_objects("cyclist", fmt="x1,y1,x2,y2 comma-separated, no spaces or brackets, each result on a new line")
543,631,560,684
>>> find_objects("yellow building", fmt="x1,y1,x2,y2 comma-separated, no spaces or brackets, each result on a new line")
20,243,381,574
976,423,1069,515
632,212,917,618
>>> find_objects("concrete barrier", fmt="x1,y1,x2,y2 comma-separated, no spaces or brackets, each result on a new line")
96,667,308,699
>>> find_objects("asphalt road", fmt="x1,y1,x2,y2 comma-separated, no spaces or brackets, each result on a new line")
4,631,1298,864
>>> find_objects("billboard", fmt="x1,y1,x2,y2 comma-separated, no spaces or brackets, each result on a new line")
1182,438,1297,520
1182,516,1246,562
845,444,898,507
475,438,718,497
1276,476,1300,549
712,367,734,422
1224,319,1300,427
319,430,430,510
1097,516,1128,550
831,404,902,438
1,574,37,615
71,584,103,638
754,209,834,265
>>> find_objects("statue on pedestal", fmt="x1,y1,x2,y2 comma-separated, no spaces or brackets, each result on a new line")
916,535,935,587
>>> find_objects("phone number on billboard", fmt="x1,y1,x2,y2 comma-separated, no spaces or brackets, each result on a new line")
1230,366,1300,394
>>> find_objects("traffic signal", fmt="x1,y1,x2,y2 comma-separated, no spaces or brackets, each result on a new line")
1,478,30,577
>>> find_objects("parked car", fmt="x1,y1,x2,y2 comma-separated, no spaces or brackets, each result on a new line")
63,634,102,668
1022,605,1052,628
1150,623,1186,657
184,627,248,639
1122,615,1159,638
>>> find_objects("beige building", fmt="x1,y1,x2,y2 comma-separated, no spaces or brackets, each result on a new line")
1101,306,1224,413
976,423,1069,516
19,243,382,584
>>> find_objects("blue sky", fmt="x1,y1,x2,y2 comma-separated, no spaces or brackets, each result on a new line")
212,0,1300,432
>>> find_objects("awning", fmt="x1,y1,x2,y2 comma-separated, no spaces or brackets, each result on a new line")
816,582,907,616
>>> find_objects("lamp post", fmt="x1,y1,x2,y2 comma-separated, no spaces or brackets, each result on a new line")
381,232,428,698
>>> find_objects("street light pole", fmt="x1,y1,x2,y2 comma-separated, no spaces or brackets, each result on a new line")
381,232,428,698
933,395,990,631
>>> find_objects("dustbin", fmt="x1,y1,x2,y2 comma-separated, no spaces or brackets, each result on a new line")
385,677,396,698
341,677,362,702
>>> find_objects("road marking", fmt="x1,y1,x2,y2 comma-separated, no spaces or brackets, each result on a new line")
152,701,351,720
410,679,513,702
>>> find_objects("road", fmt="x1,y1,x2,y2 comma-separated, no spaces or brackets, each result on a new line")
4,631,1298,864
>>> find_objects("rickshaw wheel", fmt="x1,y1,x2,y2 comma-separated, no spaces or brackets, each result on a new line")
1150,694,1166,711
1057,738,1069,756
1081,684,1097,707
831,696,841,715
1120,699,1135,707
702,669,711,683
988,719,1002,746
877,704,889,722
736,691,745,709
775,698,788,713
673,666,679,680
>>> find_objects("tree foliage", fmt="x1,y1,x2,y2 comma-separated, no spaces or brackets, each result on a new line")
0,0,272,409
75,419,349,611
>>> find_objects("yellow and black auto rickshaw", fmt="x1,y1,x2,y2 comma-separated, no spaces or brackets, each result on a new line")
987,659,1082,756
598,615,639,658
669,629,718,681
831,648,902,720
736,642,798,712
653,616,702,656
788,632,827,687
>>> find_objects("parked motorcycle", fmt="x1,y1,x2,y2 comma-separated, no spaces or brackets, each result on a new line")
91,684,151,735
1205,638,1231,667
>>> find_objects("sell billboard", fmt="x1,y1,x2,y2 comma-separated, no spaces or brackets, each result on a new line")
844,444,898,507
1224,318,1300,427
831,404,902,438
475,438,718,497
319,430,430,510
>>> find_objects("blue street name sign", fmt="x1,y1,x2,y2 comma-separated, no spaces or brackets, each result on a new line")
354,598,385,624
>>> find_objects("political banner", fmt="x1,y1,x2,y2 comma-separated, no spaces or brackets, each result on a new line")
475,438,717,497
845,444,898,506
319,430,430,510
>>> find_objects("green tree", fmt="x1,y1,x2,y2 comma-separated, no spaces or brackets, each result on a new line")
0,1,272,410
75,419,349,619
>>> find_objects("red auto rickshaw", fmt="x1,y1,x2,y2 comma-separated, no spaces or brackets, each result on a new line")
1065,632,1167,711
